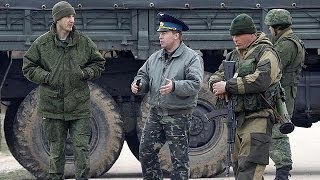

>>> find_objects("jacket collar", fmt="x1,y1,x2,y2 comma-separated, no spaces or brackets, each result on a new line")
160,42,186,60
50,23,80,47
236,32,272,59
272,28,293,45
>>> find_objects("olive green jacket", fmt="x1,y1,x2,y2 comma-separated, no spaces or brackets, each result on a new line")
272,28,305,87
22,25,106,120
134,42,203,110
272,28,305,116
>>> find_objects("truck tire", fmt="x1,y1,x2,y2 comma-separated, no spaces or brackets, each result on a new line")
4,101,22,162
5,83,124,178
137,73,228,178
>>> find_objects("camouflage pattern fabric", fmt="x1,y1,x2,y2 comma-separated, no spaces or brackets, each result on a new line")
270,123,293,169
265,9,292,26
269,26,305,170
269,84,294,171
139,111,192,180
43,118,91,179
209,32,282,98
209,31,281,180
134,30,202,180
22,24,105,120
282,85,297,117
272,29,305,88
234,116,273,180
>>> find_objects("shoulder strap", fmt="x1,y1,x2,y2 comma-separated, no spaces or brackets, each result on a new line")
282,35,305,72
254,43,271,63
284,35,305,50
255,43,283,72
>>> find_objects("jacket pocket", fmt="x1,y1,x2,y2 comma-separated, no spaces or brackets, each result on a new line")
69,58,86,88
40,85,59,97
238,58,256,77
38,85,62,114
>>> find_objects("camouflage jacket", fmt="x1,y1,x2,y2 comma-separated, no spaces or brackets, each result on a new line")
134,42,203,110
22,24,106,120
208,32,282,115
272,28,305,87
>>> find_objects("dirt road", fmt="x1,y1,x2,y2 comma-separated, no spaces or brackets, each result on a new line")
0,152,23,173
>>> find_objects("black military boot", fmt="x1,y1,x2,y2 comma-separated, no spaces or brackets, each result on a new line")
275,166,291,180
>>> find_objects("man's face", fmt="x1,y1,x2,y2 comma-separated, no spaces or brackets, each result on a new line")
232,34,255,50
56,14,75,32
159,30,179,51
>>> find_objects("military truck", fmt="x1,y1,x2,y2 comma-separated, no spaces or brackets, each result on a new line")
0,0,319,178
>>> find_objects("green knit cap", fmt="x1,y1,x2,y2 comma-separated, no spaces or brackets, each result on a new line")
229,14,257,36
52,1,76,23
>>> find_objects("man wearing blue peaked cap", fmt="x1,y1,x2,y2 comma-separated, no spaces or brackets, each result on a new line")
157,12,189,32
132,11,203,180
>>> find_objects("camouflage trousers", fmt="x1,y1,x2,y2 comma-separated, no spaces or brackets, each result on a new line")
43,118,91,180
234,115,273,180
269,85,294,170
139,111,191,180
270,123,293,169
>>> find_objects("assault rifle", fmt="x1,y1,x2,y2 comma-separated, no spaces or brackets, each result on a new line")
204,60,236,176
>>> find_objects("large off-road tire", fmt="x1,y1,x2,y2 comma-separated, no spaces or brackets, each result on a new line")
4,101,22,161
4,83,124,178
137,73,228,178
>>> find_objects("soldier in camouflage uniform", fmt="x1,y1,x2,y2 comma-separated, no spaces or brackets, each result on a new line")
208,14,282,180
131,13,203,180
22,1,106,179
265,9,305,180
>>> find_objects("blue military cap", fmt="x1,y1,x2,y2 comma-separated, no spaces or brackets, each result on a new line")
157,12,189,32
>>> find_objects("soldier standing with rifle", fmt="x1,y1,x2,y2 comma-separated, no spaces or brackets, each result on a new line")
208,14,282,179
205,60,236,177
265,9,305,180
